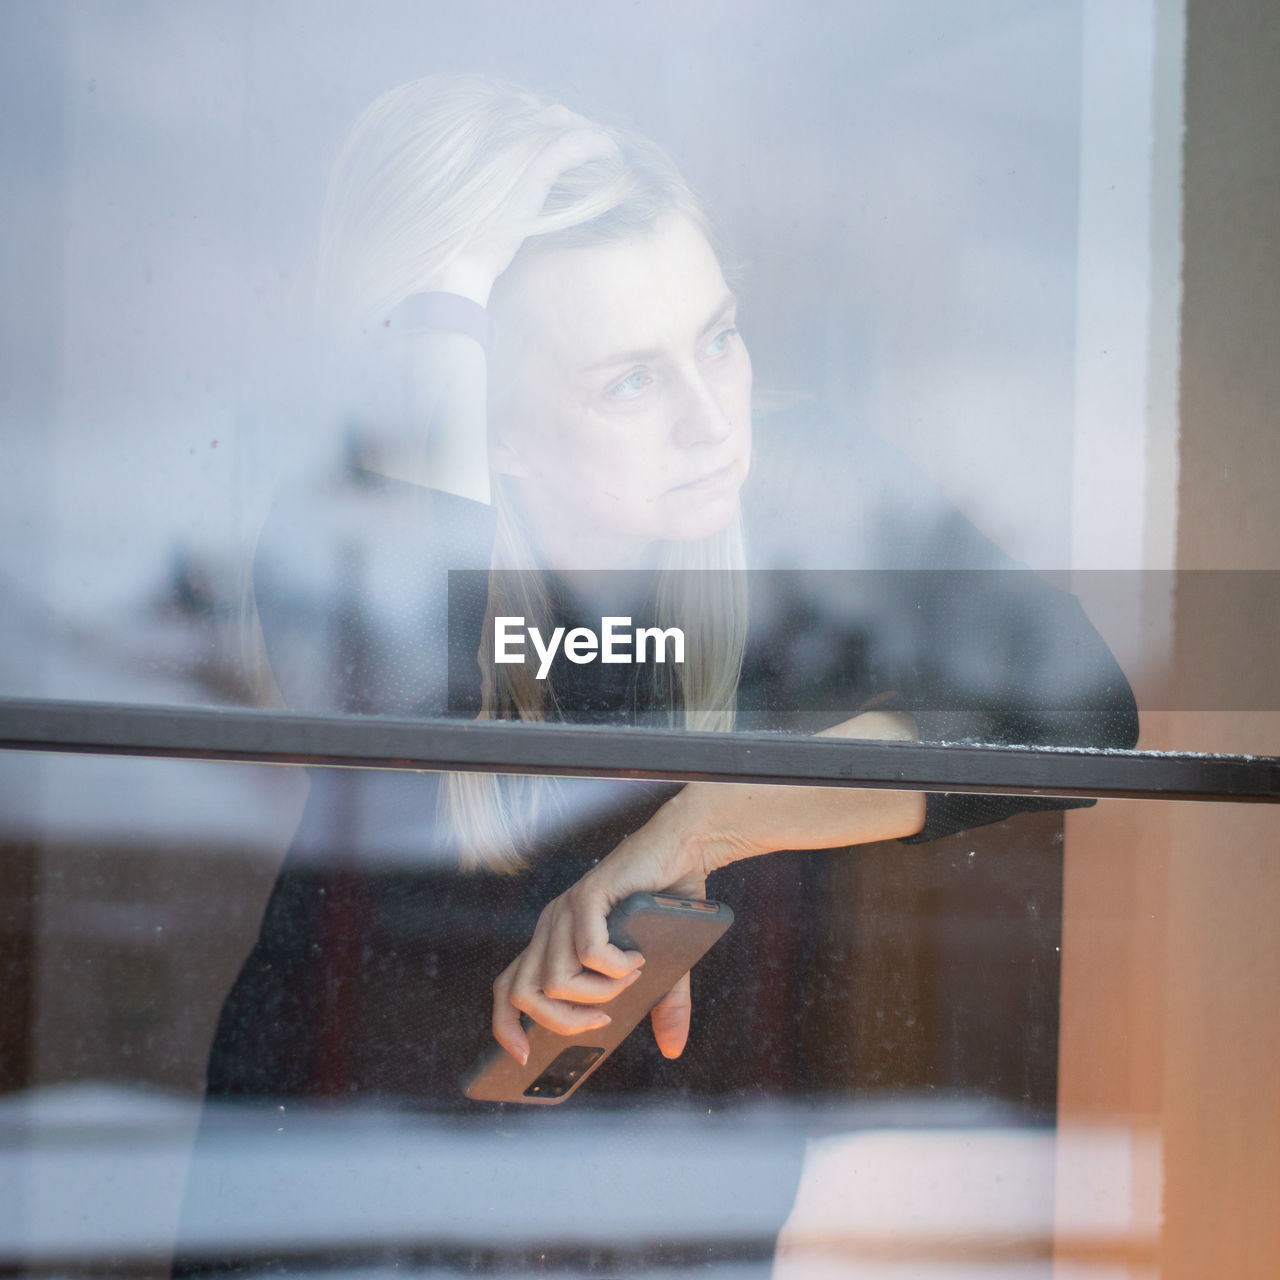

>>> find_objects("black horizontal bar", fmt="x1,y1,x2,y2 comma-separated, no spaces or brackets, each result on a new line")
0,697,1277,803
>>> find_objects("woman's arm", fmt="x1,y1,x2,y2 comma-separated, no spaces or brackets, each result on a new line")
400,327,492,504
378,122,616,504
490,709,925,1064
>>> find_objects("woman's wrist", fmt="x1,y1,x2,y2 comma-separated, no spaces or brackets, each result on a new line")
652,769,928,874
394,291,491,352
652,710,924,871
654,784,762,878
428,259,500,308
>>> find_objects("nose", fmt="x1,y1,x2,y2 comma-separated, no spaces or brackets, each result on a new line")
671,371,736,449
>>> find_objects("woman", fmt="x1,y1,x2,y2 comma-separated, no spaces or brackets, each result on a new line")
185,74,1136,1273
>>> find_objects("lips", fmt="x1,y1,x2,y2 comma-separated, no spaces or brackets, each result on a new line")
668,462,740,495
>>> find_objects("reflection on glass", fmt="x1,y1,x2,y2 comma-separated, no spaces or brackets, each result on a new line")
2,2,1277,1278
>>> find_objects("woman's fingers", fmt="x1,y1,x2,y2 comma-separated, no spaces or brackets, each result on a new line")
508,983,613,1038
491,886,649,1055
440,119,617,296
649,973,692,1060
494,942,610,1060
500,126,616,231
489,818,710,1059
526,106,617,188
492,922,554,1061
514,903,639,1012
540,966,639,1004
568,884,642,980
491,965,529,1065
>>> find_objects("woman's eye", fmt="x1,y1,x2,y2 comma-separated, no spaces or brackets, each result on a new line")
609,370,650,399
705,327,737,357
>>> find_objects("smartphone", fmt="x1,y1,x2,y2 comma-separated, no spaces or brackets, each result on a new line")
463,891,734,1104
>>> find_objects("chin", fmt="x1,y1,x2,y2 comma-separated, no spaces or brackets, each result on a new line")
659,491,742,545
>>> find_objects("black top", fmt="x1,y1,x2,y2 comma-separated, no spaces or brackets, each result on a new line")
213,408,1136,1101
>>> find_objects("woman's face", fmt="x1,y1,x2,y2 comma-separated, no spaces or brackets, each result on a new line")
489,213,752,569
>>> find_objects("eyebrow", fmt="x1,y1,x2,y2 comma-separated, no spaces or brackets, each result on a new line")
579,293,738,374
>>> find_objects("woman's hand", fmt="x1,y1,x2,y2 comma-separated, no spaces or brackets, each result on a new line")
490,801,723,1065
490,711,929,1066
400,109,615,503
431,109,617,306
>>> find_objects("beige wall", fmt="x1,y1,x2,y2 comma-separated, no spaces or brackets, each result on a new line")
1057,0,1280,1274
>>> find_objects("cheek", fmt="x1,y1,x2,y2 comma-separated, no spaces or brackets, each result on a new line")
526,407,640,504
505,390,595,478
583,430,673,510
554,425,685,536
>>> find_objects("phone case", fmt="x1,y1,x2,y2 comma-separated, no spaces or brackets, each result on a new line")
463,892,734,1104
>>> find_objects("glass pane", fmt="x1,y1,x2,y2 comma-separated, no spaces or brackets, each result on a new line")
10,2,1276,759
3,748,1276,1277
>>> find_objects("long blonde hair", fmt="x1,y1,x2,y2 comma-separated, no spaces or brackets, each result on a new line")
317,75,748,872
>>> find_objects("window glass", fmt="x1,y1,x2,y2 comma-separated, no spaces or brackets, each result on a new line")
7,1,1272,761
2,749,1276,1275
5,11,1278,1275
